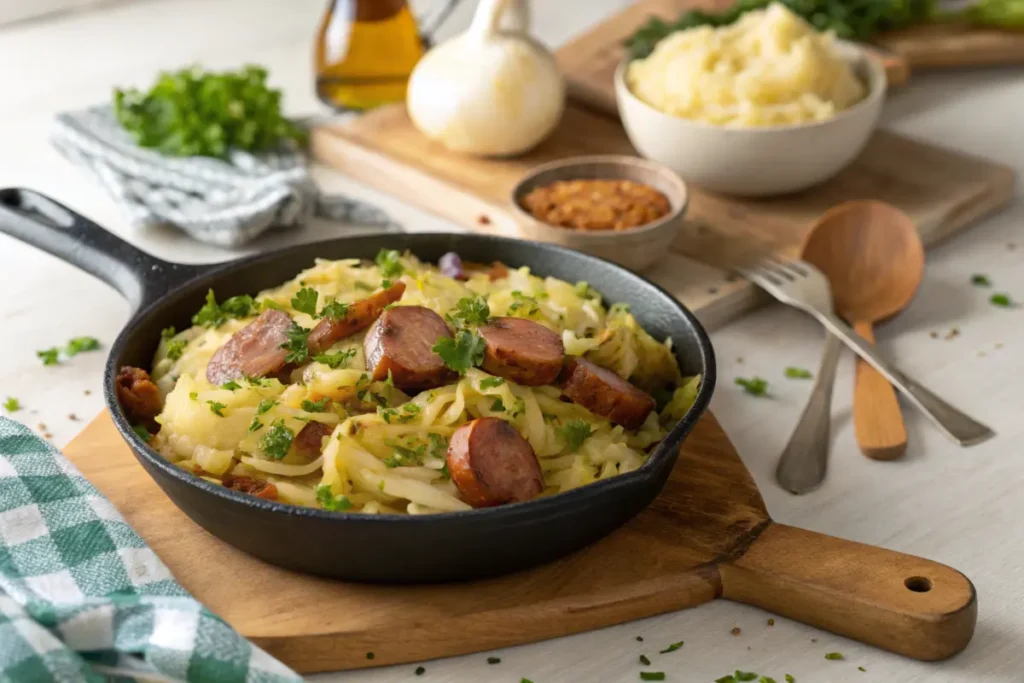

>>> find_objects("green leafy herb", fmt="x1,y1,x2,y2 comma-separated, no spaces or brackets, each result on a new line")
314,348,357,369
189,392,198,401
557,420,593,453
990,293,1014,307
857,667,866,672
291,287,318,316
221,381,242,391
659,641,683,654
65,336,101,356
971,274,992,286
760,677,777,683
639,654,652,666
193,289,254,328
415,667,425,675
735,377,769,396
280,322,311,364
113,65,306,159
161,326,177,340
320,298,350,320
221,295,254,318
735,673,759,682
446,296,491,328
366,652,375,660
256,399,276,415
508,290,540,317
785,676,795,683
259,298,287,312
510,398,526,418
301,397,331,413
260,419,294,460
132,424,152,442
640,674,665,681
316,484,353,511
383,442,427,468
715,677,736,683
609,302,631,315
3,397,20,412
37,348,60,366
207,401,227,417
165,339,188,360
574,280,593,298
784,367,812,379
375,249,404,279
491,397,506,413
479,376,505,390
487,657,501,665
433,329,486,374
522,679,535,683
245,376,274,387
381,279,393,289
825,652,844,661
247,417,264,434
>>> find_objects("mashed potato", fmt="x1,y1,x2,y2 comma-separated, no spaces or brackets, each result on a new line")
625,3,866,127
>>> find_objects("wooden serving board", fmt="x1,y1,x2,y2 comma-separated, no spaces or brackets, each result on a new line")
310,104,1015,331
65,412,977,673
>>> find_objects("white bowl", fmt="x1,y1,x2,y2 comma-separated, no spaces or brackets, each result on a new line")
614,42,887,197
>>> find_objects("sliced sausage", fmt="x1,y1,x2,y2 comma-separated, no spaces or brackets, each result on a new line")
206,309,292,385
558,357,655,430
294,420,334,460
116,366,162,430
222,474,278,501
478,317,564,386
307,281,406,355
447,417,544,507
364,305,455,390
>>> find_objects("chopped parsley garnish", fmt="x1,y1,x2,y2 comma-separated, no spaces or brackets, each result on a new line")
259,298,287,312
784,367,812,379
291,287,318,316
446,296,490,328
659,641,683,654
760,678,777,683
366,652,375,660
63,336,101,356
189,392,198,401
161,326,177,340
415,667,425,675
971,274,992,286
247,417,264,434
785,676,795,683
857,666,866,672
639,654,651,666
491,397,506,412
193,290,253,328
486,657,501,665
320,298,350,320
383,442,426,468
735,377,769,396
433,329,486,374
381,279,393,289
354,281,374,291
990,293,1014,307
734,673,759,682
316,484,353,511
557,420,593,453
132,424,152,442
479,376,505,390
375,248,404,279
640,674,665,681
220,295,255,318
510,398,525,418
824,652,844,660
165,339,188,360
609,302,631,315
301,397,331,412
385,370,395,387
256,399,276,415
3,397,20,412
428,432,449,459
314,348,357,369
574,280,592,298
280,322,311,364
260,420,294,460
221,381,241,391
37,348,60,366
378,403,420,424
508,290,540,317
206,401,227,417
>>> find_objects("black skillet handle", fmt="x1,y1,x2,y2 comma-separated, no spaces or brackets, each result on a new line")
0,188,206,316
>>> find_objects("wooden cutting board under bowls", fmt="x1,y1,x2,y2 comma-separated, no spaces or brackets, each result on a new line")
64,411,977,673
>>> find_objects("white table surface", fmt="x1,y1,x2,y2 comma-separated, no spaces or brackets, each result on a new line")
1,1,1022,681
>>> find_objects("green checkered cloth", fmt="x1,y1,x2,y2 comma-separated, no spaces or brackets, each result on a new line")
0,417,304,682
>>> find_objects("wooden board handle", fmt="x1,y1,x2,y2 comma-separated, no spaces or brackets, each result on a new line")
853,321,908,460
719,523,976,661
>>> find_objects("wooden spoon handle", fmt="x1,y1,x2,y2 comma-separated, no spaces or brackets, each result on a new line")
720,523,977,661
853,320,908,460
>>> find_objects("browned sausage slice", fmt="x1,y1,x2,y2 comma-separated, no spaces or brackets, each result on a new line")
116,366,162,430
558,357,655,430
447,417,544,507
222,474,279,500
294,420,334,460
363,306,455,390
206,309,292,385
307,281,406,355
478,317,564,386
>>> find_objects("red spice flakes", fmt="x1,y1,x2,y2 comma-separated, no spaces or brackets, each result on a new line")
477,214,491,225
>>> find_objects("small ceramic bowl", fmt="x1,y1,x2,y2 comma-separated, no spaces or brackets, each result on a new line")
509,155,688,271
614,41,887,197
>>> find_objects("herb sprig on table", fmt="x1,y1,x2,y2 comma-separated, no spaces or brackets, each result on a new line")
113,65,306,159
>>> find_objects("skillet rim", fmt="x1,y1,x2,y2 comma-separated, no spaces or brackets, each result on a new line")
104,232,716,524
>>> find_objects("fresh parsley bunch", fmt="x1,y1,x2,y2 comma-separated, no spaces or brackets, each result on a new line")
113,65,307,159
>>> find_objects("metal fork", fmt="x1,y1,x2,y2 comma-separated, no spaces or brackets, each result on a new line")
739,257,995,456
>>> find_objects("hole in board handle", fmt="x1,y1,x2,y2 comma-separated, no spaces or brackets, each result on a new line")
905,576,932,593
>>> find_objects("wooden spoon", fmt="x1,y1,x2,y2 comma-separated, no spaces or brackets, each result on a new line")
801,201,925,461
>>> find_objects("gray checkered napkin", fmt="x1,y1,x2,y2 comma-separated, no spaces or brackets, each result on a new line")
0,417,303,683
51,105,399,248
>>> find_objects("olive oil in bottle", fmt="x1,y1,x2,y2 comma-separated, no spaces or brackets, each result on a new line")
314,0,426,111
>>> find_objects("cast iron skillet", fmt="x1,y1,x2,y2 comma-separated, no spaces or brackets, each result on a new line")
0,188,716,583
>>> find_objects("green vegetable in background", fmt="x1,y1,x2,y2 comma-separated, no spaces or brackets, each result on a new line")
113,65,306,159
959,0,1024,26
